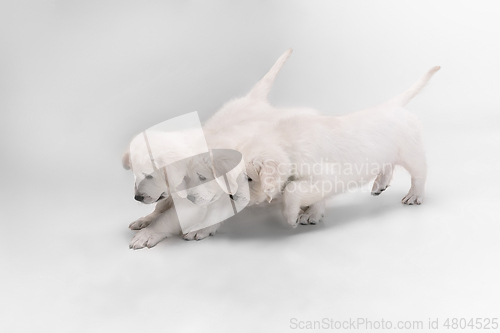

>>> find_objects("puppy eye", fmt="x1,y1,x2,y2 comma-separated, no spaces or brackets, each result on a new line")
198,173,206,181
145,174,153,179
247,177,253,182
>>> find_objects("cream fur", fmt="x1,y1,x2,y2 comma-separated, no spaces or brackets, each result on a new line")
123,49,439,248
240,66,440,226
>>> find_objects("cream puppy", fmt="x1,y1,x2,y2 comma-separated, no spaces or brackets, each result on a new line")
241,66,440,227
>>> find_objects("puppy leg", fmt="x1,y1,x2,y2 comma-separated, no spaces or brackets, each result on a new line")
183,222,222,241
129,197,173,230
282,180,325,227
400,145,427,205
371,164,395,196
298,199,325,225
129,206,181,250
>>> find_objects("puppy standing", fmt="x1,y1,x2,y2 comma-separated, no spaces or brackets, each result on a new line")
241,66,440,226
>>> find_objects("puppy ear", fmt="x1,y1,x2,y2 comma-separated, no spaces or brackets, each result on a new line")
122,150,131,170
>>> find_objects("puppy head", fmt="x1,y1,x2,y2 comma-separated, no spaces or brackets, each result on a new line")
123,131,191,204
135,168,169,204
126,152,169,204
245,155,290,205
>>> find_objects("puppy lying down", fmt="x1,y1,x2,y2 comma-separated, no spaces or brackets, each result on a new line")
123,49,319,248
123,49,440,249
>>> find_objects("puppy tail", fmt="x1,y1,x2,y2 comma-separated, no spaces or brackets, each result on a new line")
246,48,293,101
389,66,441,107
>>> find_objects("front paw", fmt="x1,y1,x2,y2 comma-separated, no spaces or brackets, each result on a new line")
298,208,324,225
129,229,167,250
129,217,151,230
183,225,219,241
401,192,423,205
371,185,389,196
282,208,301,228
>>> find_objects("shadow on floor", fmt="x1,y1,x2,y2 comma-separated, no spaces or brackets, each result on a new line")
216,190,408,242
122,189,414,248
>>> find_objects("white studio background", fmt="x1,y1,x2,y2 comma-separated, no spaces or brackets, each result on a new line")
1,1,499,332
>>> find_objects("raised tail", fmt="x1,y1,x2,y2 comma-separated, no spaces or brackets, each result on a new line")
388,66,441,107
246,48,293,101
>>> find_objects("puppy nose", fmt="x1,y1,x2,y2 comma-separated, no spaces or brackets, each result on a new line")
187,194,196,203
134,195,144,202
